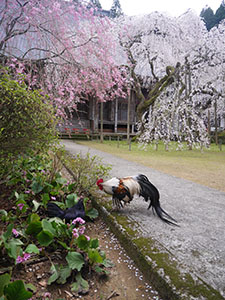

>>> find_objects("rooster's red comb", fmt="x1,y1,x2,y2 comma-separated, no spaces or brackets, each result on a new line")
96,179,103,186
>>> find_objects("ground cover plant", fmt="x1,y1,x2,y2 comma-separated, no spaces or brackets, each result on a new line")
0,149,112,300
77,140,225,192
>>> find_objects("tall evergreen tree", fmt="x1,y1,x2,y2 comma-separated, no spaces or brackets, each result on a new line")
110,0,123,18
215,1,225,25
200,6,216,31
88,0,102,10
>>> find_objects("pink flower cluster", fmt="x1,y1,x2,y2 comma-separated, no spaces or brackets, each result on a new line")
12,229,19,237
71,217,90,241
16,252,31,264
17,203,24,210
72,217,85,225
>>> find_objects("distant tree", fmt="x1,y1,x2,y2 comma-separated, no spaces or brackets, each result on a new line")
200,1,225,30
200,6,216,30
87,0,102,10
110,0,123,18
215,1,225,25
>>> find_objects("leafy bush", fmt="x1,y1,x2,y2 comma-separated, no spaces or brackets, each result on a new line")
62,151,111,195
0,148,112,296
0,67,57,166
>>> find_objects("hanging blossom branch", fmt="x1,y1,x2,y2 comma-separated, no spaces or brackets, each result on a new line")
1,0,127,120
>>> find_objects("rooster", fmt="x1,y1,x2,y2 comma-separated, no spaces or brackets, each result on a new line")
96,174,178,226
47,198,85,223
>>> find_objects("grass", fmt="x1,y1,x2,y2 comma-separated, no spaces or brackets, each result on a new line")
76,139,225,192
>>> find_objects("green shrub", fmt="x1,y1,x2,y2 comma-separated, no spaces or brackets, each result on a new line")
0,67,57,164
62,151,111,195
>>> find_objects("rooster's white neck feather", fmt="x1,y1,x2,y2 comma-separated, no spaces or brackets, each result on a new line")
102,177,120,195
102,176,140,197
122,177,140,196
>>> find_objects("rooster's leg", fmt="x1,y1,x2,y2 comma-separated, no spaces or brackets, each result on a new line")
112,197,123,210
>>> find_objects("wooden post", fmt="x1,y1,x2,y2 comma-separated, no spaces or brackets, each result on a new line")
100,102,103,143
208,109,211,144
115,98,118,133
127,90,131,143
214,98,218,145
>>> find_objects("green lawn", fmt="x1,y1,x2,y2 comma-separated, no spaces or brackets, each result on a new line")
76,140,225,192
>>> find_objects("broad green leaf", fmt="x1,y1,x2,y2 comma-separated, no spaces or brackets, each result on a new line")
102,258,114,268
41,193,50,204
71,273,89,294
25,283,36,293
48,263,59,285
32,200,41,212
57,266,72,284
42,183,53,193
7,239,23,260
94,265,110,275
27,213,40,223
85,208,99,219
25,221,42,236
3,224,13,241
89,238,99,249
14,192,19,200
0,274,11,297
37,230,53,247
77,235,90,250
25,244,40,254
41,219,56,236
68,183,76,192
66,252,84,271
4,280,32,300
88,249,103,265
31,180,43,194
99,250,106,260
56,177,68,186
0,210,7,217
66,193,78,208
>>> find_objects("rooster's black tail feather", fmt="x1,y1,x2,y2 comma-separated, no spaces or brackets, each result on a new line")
153,206,179,226
47,203,65,219
137,174,179,226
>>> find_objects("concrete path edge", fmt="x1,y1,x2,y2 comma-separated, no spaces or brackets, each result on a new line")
91,197,224,300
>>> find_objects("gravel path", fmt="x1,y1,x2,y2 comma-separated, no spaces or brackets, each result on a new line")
61,139,225,298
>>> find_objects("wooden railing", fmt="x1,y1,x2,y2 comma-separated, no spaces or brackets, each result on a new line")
59,128,137,140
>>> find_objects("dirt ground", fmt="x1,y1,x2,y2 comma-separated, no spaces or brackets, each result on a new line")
10,217,161,300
